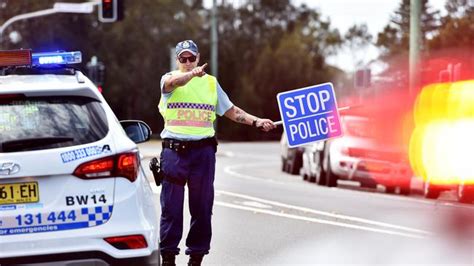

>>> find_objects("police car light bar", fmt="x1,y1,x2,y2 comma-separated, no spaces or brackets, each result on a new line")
32,51,82,66
0,50,32,67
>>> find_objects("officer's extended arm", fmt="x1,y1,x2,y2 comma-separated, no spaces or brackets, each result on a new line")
163,63,208,93
224,105,276,132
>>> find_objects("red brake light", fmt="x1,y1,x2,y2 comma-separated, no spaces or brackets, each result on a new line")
117,153,139,181
104,234,148,250
74,157,114,178
73,152,138,182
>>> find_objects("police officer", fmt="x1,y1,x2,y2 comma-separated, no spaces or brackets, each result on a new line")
158,40,275,266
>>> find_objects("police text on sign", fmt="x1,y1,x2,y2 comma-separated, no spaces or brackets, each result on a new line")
277,83,343,147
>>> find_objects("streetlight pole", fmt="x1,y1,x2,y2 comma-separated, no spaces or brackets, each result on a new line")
0,1,98,46
210,0,218,78
0,8,57,42
409,0,421,95
211,0,219,133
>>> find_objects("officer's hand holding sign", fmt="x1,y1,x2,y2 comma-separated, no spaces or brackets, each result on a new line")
253,117,275,132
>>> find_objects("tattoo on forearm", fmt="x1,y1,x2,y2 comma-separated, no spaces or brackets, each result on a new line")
236,115,246,123
172,74,190,87
234,107,247,123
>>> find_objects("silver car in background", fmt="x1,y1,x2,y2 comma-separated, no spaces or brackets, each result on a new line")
302,115,413,195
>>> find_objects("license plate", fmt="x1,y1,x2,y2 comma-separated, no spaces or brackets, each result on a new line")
0,182,39,205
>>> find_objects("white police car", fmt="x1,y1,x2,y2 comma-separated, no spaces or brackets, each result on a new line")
0,50,159,265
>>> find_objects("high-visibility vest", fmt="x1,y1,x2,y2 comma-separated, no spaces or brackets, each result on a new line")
159,72,217,136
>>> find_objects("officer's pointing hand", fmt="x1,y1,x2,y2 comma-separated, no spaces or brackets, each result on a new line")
192,63,207,77
256,118,276,132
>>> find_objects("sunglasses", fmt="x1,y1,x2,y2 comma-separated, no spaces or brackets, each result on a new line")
178,55,197,63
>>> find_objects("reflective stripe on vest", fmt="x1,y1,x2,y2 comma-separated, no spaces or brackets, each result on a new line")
159,73,217,136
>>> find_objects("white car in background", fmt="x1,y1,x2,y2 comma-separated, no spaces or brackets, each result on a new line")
0,50,159,265
303,115,412,195
300,140,325,184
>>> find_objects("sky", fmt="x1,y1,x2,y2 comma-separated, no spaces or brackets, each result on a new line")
204,0,448,73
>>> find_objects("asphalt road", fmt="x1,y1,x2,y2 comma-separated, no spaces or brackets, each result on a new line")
139,140,474,265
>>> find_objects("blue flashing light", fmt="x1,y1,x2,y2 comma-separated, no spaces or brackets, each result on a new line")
31,51,82,67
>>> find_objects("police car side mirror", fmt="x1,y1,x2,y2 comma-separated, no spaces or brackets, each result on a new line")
120,120,152,144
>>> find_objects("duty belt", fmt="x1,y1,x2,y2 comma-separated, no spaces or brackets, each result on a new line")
162,137,217,153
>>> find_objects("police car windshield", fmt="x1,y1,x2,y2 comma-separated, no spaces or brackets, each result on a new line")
0,96,108,152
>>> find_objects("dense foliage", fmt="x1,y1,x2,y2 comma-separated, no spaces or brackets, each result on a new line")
0,0,471,140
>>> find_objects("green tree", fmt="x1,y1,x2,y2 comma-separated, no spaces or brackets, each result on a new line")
0,0,95,51
90,0,205,125
1,0,206,133
445,0,473,18
376,0,440,57
214,1,343,140
1,0,345,140
344,23,373,68
428,0,474,49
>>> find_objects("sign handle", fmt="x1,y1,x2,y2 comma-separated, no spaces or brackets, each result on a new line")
272,106,351,126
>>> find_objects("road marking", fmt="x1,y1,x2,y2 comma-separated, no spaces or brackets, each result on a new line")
223,162,286,185
149,181,435,239
240,201,273,209
223,161,474,210
214,201,426,239
220,151,276,160
216,190,431,236
150,183,464,240
223,151,234,157
148,155,471,240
